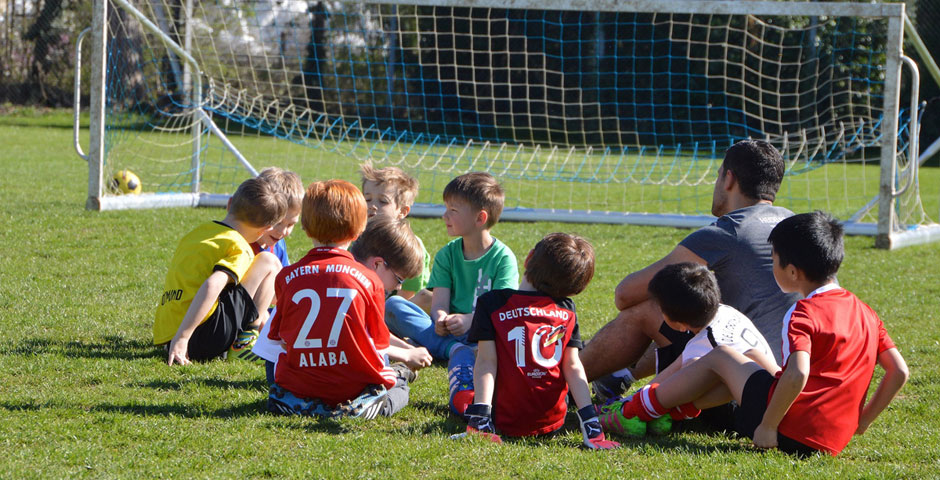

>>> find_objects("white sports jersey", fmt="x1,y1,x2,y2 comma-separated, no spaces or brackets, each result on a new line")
680,304,775,366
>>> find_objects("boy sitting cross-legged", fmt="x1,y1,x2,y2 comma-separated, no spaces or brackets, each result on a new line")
428,172,520,416
460,233,618,450
266,180,430,418
600,262,778,436
600,211,909,455
155,176,288,365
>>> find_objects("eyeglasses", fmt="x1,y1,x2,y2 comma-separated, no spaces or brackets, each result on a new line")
384,261,405,286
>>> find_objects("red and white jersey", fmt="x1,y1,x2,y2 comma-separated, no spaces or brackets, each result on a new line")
467,289,582,437
773,284,896,455
268,247,395,406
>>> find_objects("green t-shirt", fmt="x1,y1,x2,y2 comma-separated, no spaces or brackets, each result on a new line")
401,235,431,293
426,237,519,314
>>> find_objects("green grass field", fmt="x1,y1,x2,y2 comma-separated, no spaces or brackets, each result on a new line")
1,110,939,478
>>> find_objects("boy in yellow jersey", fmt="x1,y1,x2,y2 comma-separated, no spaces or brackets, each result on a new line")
154,176,288,365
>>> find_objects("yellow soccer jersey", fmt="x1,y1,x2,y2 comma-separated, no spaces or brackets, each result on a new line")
153,221,254,344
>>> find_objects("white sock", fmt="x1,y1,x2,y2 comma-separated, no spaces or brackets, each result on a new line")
611,368,636,383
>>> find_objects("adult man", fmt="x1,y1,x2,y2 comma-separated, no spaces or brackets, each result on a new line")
583,139,800,399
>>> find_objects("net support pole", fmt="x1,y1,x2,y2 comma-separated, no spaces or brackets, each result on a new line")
86,0,108,210
876,11,905,249
185,0,201,194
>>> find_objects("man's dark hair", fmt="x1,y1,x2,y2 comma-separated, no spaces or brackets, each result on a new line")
647,263,720,329
768,211,844,283
722,139,785,201
525,233,595,299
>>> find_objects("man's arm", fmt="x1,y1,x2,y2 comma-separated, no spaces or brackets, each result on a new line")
753,350,809,449
856,347,908,435
615,245,706,311
166,270,231,365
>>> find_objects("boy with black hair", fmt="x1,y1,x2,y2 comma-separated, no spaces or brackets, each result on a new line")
460,233,618,450
155,176,287,365
600,263,775,436
601,212,909,455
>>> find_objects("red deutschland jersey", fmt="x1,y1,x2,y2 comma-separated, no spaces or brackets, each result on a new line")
467,289,582,436
773,284,896,455
268,247,395,406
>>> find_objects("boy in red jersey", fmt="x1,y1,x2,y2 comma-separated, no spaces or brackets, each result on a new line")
606,211,909,455
266,180,428,418
460,233,618,449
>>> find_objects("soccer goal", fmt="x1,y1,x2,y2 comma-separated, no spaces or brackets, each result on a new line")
78,0,940,249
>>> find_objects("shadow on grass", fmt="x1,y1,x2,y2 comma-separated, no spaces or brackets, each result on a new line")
0,335,162,360
134,378,267,392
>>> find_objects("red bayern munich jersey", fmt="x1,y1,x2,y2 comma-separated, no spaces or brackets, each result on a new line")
467,289,582,436
773,284,896,455
268,247,395,406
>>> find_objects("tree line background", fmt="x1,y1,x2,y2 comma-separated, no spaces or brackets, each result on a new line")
3,0,939,154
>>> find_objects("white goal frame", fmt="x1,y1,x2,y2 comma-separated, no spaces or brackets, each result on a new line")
78,0,940,249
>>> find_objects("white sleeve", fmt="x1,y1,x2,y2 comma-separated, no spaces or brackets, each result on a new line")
251,307,286,362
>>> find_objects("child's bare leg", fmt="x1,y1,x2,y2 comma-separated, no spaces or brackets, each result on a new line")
240,251,281,329
655,345,764,409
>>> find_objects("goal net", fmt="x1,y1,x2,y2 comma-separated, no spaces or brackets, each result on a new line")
85,0,937,247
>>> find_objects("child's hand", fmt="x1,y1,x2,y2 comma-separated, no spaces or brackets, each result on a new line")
434,313,449,336
752,423,779,449
577,405,620,450
166,338,190,366
404,346,433,370
443,313,473,336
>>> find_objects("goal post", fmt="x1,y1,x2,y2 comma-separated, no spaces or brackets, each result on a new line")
80,0,940,248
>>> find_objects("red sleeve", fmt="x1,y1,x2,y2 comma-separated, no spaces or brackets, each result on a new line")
876,317,896,353
367,283,390,350
786,302,815,355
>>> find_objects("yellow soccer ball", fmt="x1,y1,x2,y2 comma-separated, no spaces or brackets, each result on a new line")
110,169,142,195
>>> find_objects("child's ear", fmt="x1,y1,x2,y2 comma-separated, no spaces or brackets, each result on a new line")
524,249,534,269
399,204,411,219
476,209,489,227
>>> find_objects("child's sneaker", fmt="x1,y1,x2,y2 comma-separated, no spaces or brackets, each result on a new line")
647,415,673,435
228,329,264,363
448,345,475,416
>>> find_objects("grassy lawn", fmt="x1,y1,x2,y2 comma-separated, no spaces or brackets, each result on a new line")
0,112,938,478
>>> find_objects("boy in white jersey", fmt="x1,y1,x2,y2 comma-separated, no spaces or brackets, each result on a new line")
600,262,777,436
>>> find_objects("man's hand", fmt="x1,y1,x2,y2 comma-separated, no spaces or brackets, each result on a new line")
578,405,620,450
752,423,779,449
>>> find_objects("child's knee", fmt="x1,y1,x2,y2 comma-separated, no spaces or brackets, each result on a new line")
252,251,282,272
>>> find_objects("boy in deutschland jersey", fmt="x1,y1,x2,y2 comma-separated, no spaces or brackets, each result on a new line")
460,233,618,450
600,262,778,436
266,180,428,418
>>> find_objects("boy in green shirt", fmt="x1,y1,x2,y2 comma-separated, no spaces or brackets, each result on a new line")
427,172,519,415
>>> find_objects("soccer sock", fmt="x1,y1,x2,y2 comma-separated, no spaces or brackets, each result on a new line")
620,383,667,421
669,402,701,421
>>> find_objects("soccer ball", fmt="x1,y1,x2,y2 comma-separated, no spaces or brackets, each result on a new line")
110,169,142,195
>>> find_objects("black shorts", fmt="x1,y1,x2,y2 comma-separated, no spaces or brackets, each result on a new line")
185,283,259,362
734,370,819,457
655,321,696,373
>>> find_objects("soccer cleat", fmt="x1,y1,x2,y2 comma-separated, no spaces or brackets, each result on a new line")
598,401,647,437
390,362,418,384
463,403,502,444
448,346,476,416
335,384,389,420
228,329,264,363
592,373,633,404
267,384,336,417
647,415,673,435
